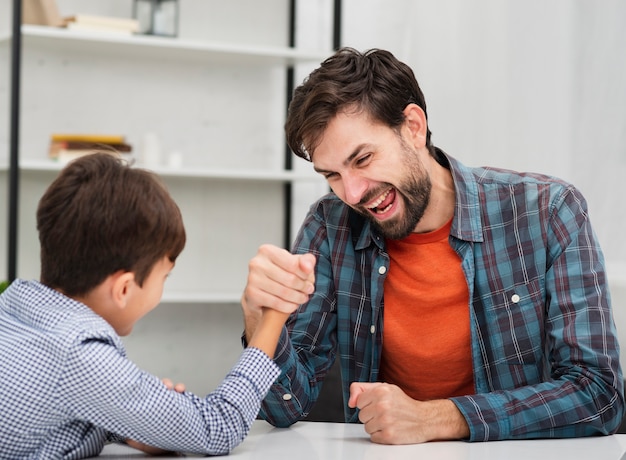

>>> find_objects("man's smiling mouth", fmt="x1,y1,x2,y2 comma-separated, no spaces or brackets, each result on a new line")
365,188,395,214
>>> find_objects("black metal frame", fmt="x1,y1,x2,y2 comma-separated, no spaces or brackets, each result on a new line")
283,0,341,249
7,0,22,282
282,0,297,249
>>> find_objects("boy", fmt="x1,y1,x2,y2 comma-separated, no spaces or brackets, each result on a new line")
0,153,312,458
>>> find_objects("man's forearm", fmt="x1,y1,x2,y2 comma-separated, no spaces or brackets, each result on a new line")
451,378,624,441
423,399,470,440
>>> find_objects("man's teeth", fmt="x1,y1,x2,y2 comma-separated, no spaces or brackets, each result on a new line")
374,202,393,214
367,189,392,213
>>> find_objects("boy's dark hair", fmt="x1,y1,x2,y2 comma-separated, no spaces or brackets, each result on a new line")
285,47,434,161
37,153,186,296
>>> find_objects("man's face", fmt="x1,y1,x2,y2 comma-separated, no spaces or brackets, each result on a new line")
312,109,432,240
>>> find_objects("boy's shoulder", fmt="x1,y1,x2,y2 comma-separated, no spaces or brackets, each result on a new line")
0,280,128,458
1,280,122,348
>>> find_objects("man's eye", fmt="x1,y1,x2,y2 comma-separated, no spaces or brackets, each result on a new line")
356,154,372,166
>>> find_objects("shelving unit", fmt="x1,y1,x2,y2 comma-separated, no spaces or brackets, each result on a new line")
2,24,328,65
1,2,331,305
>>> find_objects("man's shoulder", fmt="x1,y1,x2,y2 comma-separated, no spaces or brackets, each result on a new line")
445,153,573,190
473,165,572,187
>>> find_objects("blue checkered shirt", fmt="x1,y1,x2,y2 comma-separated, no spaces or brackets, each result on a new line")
0,280,280,458
259,151,624,440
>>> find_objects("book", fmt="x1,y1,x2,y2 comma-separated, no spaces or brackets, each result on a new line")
23,0,64,27
48,134,132,163
49,140,132,157
50,133,127,144
63,14,140,34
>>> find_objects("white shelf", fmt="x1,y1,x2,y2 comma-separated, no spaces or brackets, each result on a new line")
0,25,329,65
2,159,323,183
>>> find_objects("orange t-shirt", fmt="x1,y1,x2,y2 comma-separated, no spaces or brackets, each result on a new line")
379,218,475,400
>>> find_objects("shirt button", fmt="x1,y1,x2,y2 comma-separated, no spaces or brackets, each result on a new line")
282,393,292,401
378,266,387,275
370,325,376,334
511,294,520,303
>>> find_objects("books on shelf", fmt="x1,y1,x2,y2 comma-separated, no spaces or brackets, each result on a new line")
22,0,64,27
48,134,132,163
22,2,139,36
63,14,140,35
50,133,126,144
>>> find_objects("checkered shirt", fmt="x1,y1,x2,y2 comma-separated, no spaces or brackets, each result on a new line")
0,280,279,458
259,150,624,440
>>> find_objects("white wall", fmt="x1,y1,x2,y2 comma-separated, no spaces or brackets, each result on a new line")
339,0,626,267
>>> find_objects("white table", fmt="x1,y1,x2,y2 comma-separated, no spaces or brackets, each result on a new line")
98,421,626,459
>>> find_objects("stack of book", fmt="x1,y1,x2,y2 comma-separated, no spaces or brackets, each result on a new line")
63,14,140,35
48,134,132,163
23,0,64,27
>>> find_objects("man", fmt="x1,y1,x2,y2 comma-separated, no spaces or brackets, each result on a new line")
240,47,624,444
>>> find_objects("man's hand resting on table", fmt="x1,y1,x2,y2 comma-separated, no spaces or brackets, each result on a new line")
348,382,470,444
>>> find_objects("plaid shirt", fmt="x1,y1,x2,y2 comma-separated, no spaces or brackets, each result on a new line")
0,280,279,459
260,151,624,441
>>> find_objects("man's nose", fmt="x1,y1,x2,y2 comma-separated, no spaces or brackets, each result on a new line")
342,172,368,206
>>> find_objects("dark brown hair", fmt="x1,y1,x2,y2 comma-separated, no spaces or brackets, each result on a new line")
37,153,186,296
285,47,434,161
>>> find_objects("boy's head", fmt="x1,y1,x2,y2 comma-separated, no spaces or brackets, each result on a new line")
37,153,186,297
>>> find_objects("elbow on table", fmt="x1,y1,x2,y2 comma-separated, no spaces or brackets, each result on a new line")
201,424,251,456
258,405,301,428
584,375,625,435
604,384,626,434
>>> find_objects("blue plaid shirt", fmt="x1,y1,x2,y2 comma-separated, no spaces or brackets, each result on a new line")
0,280,279,459
260,151,624,440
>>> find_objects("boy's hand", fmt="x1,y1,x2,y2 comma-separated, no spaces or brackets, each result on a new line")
161,377,186,393
126,438,177,456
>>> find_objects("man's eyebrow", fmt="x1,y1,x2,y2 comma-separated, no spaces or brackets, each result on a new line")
313,144,369,174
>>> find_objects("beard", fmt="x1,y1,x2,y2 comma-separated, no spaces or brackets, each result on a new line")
353,141,432,240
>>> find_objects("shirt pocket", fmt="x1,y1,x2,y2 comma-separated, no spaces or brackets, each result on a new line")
477,278,548,388
479,277,546,368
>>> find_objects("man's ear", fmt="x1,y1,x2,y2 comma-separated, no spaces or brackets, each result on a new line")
111,271,135,309
402,103,428,148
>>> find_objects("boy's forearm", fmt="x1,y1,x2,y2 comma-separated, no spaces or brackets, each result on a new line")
247,309,289,359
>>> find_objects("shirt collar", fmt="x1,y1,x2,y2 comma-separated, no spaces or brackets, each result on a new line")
442,150,484,243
